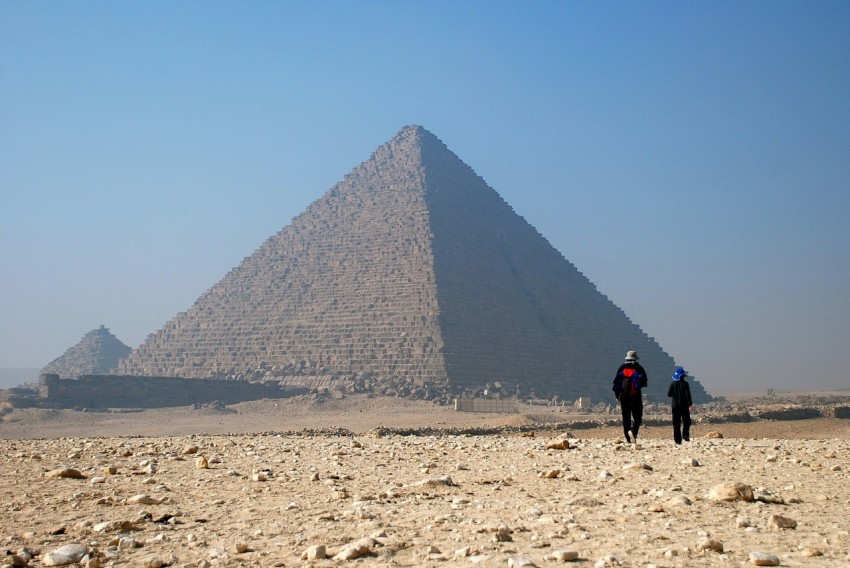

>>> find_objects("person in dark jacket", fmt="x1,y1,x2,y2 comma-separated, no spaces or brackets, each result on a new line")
667,367,694,444
612,350,648,443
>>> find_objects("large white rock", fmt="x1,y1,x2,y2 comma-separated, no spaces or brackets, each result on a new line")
333,537,376,560
546,550,579,561
508,557,538,567
42,544,89,566
127,494,161,505
708,482,754,502
748,551,780,566
301,544,327,560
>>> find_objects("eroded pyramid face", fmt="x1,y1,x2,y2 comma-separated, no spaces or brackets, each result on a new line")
43,326,131,379
118,126,707,403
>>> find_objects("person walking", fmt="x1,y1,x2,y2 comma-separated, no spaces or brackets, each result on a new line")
667,367,693,444
612,350,648,443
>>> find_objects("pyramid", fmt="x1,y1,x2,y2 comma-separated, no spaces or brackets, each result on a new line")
118,125,709,403
42,325,132,379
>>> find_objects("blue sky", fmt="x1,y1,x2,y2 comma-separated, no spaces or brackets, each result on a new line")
2,1,849,393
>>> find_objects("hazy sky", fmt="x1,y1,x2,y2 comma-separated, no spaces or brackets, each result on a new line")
2,2,849,394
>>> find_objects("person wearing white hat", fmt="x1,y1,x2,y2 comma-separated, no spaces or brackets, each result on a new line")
612,350,648,443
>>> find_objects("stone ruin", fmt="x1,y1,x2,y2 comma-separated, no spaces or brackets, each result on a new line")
113,125,710,404
41,326,131,379
29,373,306,410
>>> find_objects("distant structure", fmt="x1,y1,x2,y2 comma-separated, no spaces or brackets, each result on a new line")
34,373,305,409
118,125,710,403
42,325,131,379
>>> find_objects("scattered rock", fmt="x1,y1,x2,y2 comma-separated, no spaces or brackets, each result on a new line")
667,495,692,506
43,468,85,479
708,482,754,502
2,412,848,568
508,557,537,567
42,544,89,566
748,551,780,566
127,494,162,505
697,538,724,552
5,554,28,567
232,542,249,554
546,550,579,562
409,475,454,487
92,520,134,532
333,537,376,560
302,544,327,560
767,514,797,530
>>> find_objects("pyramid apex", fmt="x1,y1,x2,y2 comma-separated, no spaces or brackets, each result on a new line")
390,124,438,143
379,125,453,164
397,124,426,134
88,325,114,338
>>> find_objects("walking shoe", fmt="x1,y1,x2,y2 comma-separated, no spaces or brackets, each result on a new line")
625,430,633,443
629,430,636,442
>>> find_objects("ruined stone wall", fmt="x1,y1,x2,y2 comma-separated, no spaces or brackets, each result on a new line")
37,374,306,409
454,398,517,413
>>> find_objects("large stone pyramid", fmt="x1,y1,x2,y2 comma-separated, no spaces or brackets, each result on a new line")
42,325,132,379
118,125,709,403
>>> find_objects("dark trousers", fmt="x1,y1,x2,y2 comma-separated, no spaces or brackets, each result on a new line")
619,396,643,439
672,405,691,443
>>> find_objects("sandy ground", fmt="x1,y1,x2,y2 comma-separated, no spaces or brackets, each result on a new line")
2,394,850,441
1,395,849,567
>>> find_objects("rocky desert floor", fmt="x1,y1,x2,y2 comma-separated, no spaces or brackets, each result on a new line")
1,394,849,568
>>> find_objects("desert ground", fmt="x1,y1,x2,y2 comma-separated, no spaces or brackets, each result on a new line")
1,394,849,567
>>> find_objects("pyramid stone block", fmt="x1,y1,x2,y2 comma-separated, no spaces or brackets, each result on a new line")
118,126,709,403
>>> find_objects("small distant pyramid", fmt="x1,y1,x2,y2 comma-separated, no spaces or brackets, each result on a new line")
118,125,709,402
42,325,131,379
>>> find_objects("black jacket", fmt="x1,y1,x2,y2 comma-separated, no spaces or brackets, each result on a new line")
667,379,692,408
613,361,648,400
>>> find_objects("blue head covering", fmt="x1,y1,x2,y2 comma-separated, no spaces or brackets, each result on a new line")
672,368,688,381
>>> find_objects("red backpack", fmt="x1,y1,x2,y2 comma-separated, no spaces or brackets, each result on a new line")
620,368,639,397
